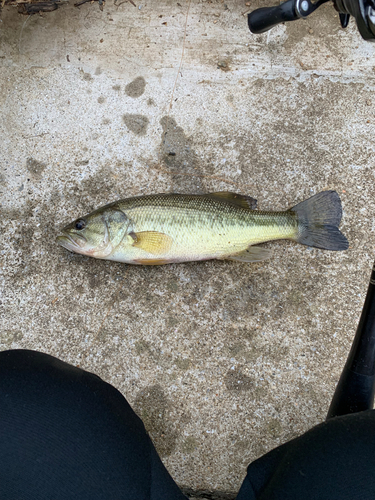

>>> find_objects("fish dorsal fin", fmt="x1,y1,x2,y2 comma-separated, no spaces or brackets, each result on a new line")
207,192,257,210
132,231,173,255
226,246,272,263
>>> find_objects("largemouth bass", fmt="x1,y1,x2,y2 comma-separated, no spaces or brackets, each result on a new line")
56,190,348,265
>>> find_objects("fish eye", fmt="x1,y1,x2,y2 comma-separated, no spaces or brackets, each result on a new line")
75,219,86,231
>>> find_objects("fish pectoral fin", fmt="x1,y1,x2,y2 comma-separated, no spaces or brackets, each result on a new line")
132,231,173,255
207,192,257,210
226,246,272,263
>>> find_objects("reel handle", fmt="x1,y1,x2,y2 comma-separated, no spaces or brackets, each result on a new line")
247,0,298,34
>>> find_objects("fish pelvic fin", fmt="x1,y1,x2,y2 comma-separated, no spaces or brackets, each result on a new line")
291,191,349,251
225,246,273,263
132,231,173,255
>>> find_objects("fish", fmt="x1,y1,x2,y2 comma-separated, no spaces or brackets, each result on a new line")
56,190,348,265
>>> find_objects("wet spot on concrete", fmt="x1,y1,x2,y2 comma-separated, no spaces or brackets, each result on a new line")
123,114,149,136
95,66,102,75
125,76,146,98
166,279,179,292
217,59,231,72
167,315,179,328
87,269,104,290
147,98,155,106
112,84,121,91
266,418,282,438
8,198,61,281
26,157,46,180
227,343,245,358
181,436,197,454
96,327,115,342
134,384,178,456
224,368,253,391
174,357,192,370
159,116,204,192
135,339,150,354
0,331,23,346
82,72,93,81
97,96,106,104
63,166,120,208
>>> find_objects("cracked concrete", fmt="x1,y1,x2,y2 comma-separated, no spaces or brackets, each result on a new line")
1,0,375,496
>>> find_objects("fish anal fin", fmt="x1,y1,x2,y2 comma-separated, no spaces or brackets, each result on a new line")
132,231,173,255
226,246,272,263
207,192,257,210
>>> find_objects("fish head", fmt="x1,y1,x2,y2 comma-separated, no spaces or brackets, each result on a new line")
56,206,130,259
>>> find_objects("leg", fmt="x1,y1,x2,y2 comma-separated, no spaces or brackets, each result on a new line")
236,409,375,500
0,349,187,500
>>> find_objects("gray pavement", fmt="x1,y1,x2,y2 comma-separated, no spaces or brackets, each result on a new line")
1,0,375,496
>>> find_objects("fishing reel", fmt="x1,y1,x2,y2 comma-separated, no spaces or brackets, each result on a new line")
247,0,375,40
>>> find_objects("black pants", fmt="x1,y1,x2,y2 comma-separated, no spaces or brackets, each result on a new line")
1,350,375,500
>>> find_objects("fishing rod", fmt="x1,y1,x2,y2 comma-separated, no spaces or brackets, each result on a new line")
247,0,375,41
327,260,375,418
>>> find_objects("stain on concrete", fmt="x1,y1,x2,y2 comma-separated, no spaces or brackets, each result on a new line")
167,315,179,328
266,418,282,438
64,166,120,208
224,368,253,391
181,436,198,454
82,72,93,81
125,76,146,98
160,116,204,192
75,159,89,166
97,96,106,104
0,331,23,346
227,343,245,358
217,59,231,72
135,339,151,355
123,114,149,136
94,66,102,75
134,384,178,457
96,327,117,342
112,84,121,91
12,225,34,254
174,357,192,370
26,158,46,180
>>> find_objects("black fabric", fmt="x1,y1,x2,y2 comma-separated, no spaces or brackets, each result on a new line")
0,349,187,500
236,409,375,500
2,349,375,500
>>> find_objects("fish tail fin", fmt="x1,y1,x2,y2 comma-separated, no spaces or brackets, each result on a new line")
291,191,349,251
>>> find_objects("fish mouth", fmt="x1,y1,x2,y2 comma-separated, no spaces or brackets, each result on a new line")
56,233,87,253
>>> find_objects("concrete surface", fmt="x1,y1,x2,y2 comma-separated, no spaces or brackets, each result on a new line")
1,0,375,496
